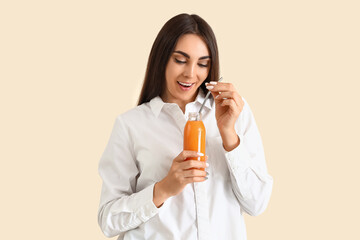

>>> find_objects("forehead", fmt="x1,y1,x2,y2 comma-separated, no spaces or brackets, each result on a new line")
174,34,210,57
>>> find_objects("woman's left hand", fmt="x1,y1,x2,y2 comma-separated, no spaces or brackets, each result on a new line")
205,81,244,151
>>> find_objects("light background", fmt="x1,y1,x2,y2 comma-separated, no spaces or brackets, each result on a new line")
1,0,359,239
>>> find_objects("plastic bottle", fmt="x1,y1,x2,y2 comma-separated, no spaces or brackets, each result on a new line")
183,112,206,171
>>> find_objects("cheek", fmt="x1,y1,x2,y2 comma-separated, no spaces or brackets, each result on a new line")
165,64,173,83
166,62,180,79
198,67,210,79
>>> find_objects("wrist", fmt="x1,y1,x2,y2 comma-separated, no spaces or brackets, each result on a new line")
218,126,234,135
219,129,240,152
217,122,235,135
153,180,170,208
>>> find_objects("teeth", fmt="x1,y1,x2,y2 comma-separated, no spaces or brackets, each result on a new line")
178,81,193,87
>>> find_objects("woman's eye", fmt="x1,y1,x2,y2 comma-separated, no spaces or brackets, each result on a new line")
198,63,209,68
175,58,186,64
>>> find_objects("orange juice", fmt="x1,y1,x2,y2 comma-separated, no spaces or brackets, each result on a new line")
184,112,206,171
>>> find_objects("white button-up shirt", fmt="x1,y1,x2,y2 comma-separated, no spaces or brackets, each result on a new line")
98,90,273,240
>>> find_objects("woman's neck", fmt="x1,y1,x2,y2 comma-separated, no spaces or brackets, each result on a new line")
160,90,198,114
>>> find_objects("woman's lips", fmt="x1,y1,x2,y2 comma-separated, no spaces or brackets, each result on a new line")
177,81,195,91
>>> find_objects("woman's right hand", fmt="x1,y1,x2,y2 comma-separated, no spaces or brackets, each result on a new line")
153,151,208,207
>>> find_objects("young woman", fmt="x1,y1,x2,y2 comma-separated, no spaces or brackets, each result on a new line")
98,13,273,240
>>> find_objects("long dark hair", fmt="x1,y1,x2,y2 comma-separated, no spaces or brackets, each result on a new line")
137,13,220,105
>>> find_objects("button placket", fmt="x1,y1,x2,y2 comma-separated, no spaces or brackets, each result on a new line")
194,182,210,240
167,102,211,239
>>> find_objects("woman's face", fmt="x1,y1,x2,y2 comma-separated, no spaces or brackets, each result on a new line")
162,34,211,106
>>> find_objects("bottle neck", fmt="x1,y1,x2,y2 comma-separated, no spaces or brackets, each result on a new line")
188,112,202,121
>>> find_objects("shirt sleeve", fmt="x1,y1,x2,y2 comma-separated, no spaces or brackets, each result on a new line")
214,98,273,216
97,116,159,238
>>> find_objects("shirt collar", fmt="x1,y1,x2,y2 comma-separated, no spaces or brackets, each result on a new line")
149,88,213,118
194,88,213,110
149,96,166,118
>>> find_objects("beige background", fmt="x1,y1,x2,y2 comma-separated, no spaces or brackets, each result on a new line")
1,0,359,239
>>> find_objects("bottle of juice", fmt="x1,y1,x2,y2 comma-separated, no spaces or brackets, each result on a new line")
183,112,206,171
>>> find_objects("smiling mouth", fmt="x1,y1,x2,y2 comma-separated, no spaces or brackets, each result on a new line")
177,81,195,87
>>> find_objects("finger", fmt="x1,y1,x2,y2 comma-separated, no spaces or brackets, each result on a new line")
183,169,207,178
221,99,238,110
179,159,207,170
184,176,208,184
209,90,220,101
214,91,235,99
175,151,204,162
221,97,244,112
205,82,235,93
216,92,243,107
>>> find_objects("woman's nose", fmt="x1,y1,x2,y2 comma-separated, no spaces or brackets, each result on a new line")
183,63,196,78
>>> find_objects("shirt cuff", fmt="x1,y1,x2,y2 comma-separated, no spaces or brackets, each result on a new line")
223,134,252,173
110,183,160,224
132,183,160,222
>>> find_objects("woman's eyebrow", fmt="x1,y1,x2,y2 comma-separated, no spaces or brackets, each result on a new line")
174,50,211,60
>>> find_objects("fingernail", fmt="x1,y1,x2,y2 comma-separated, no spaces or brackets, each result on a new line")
197,152,204,156
206,162,209,167
209,81,218,85
204,177,208,180
206,85,214,90
206,171,209,176
215,94,220,99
